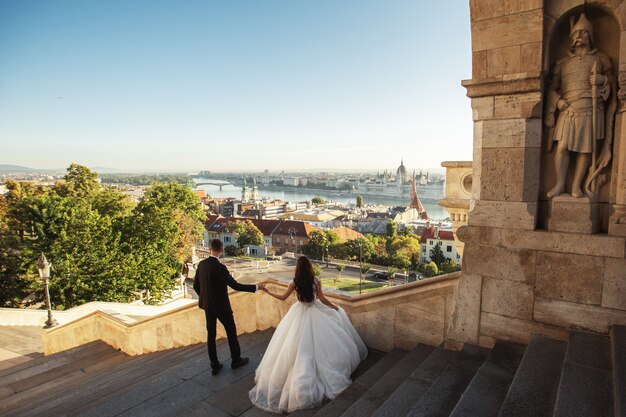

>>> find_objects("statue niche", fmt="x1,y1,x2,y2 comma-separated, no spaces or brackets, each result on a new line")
542,9,620,234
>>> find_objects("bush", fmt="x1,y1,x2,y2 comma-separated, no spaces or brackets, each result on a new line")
423,261,439,277
225,245,239,256
312,263,322,278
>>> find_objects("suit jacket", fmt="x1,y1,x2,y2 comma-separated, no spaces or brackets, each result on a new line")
193,256,257,314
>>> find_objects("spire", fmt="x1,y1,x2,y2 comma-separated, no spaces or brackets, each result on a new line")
409,174,428,219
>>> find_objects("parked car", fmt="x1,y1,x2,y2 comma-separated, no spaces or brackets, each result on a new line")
408,272,420,282
370,271,389,280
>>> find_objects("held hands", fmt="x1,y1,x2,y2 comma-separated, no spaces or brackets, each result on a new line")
257,284,267,292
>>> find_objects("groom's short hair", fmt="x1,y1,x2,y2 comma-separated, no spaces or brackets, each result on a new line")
210,239,224,252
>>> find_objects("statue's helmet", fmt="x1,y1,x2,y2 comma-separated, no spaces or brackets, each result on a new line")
570,13,594,43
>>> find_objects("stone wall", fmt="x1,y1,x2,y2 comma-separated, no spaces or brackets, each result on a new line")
449,0,626,346
42,273,460,356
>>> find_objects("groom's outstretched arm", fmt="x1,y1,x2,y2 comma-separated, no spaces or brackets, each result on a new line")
219,264,257,293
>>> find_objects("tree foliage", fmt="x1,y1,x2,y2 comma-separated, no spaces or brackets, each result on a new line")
386,220,397,238
356,195,363,208
423,261,439,277
311,196,325,204
225,219,264,248
429,242,446,269
0,165,205,309
301,229,339,260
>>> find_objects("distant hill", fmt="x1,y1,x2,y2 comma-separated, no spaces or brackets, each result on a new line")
0,164,36,173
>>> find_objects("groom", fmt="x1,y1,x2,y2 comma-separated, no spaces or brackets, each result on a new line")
193,239,265,375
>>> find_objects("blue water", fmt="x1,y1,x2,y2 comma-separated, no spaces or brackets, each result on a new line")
195,179,448,219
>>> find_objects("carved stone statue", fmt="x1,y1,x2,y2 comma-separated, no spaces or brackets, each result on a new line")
545,13,616,198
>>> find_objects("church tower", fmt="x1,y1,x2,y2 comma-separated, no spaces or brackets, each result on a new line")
251,177,259,201
241,177,249,201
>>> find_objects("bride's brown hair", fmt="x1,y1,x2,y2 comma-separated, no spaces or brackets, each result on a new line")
294,256,316,303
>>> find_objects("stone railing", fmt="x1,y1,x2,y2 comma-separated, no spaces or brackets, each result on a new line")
41,272,461,356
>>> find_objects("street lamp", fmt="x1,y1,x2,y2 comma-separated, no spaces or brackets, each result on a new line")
288,227,297,256
37,253,57,328
357,242,363,295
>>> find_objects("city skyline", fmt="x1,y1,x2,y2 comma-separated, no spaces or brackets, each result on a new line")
1,1,473,171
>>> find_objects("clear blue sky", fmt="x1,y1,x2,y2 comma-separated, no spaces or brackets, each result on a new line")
0,1,472,173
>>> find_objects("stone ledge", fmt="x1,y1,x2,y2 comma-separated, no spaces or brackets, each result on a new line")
534,298,626,334
457,225,626,259
462,75,542,98
468,200,537,230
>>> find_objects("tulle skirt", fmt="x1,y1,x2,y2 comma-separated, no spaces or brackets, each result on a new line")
249,300,368,414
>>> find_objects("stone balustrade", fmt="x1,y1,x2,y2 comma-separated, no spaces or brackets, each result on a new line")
41,272,461,356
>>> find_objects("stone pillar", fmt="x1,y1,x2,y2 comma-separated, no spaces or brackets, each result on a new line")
447,1,626,348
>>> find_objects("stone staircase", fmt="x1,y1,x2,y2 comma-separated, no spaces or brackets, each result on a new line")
0,326,624,417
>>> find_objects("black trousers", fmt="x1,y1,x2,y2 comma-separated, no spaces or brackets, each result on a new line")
204,309,241,367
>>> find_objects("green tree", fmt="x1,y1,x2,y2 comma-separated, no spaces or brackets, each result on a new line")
356,195,363,208
386,220,397,239
441,259,458,274
360,262,371,275
423,261,439,277
311,196,325,204
312,263,322,278
301,229,339,259
390,253,411,270
429,242,446,269
387,266,397,286
344,237,375,261
335,263,346,278
225,220,264,248
55,163,100,198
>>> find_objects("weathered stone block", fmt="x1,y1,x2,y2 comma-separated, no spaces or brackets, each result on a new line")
469,200,537,230
479,147,541,202
395,297,445,349
351,306,395,352
602,258,626,310
473,51,488,80
482,276,534,319
535,298,626,333
504,0,543,16
447,274,482,345
472,10,543,52
519,42,542,76
470,0,504,21
493,92,542,119
547,196,602,234
471,96,494,121
535,252,604,305
456,224,502,246
464,243,535,283
487,45,521,78
480,118,541,148
500,229,626,259
481,311,568,344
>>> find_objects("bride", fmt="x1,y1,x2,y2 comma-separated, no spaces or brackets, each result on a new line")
249,256,368,414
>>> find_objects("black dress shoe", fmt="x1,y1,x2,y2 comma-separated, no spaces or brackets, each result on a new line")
231,357,249,369
211,363,223,375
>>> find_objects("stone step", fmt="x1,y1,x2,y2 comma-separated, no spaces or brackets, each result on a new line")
0,347,127,416
497,335,566,417
612,325,626,417
75,330,273,417
553,331,613,417
312,348,409,417
448,341,524,417
340,344,435,417
405,344,490,417
371,346,458,417
22,344,203,417
0,341,111,388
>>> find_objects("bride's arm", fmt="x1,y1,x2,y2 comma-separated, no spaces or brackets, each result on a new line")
263,283,295,301
316,280,339,310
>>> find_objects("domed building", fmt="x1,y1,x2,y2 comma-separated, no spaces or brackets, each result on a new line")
396,159,409,184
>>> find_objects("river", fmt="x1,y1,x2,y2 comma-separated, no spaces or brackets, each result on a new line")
195,179,448,220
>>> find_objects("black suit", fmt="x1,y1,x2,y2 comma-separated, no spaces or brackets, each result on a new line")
193,256,257,367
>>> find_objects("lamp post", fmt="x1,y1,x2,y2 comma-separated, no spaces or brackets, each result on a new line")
37,253,57,328
288,227,297,257
357,242,363,295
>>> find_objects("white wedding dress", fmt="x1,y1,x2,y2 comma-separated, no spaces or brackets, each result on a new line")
249,278,368,414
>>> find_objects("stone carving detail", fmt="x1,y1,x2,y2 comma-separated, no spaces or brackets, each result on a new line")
544,13,616,199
